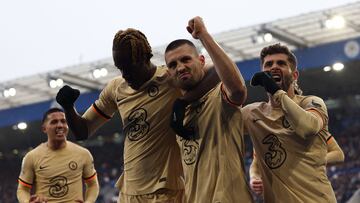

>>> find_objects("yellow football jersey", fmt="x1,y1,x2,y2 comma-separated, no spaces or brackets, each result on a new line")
85,66,184,195
243,95,336,203
18,141,96,202
178,83,253,203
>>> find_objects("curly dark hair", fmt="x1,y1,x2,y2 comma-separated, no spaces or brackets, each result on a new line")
260,43,297,71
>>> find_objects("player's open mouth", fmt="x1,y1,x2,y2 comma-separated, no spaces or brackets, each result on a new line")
271,73,282,82
56,129,65,135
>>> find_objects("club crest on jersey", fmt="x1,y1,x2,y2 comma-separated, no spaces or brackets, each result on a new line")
49,176,69,198
69,161,78,170
124,108,150,141
262,134,287,169
282,117,291,129
148,84,159,97
181,138,199,165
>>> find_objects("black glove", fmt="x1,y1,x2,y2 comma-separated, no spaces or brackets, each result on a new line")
56,85,80,110
170,99,195,140
250,71,280,95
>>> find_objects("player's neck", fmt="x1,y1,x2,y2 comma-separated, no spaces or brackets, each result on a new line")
287,86,296,98
134,63,157,90
143,63,157,83
47,140,67,150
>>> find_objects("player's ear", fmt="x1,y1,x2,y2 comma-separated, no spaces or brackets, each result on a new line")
292,70,299,80
199,55,205,66
41,124,46,134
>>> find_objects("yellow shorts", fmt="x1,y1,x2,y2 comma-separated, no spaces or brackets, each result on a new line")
118,188,184,203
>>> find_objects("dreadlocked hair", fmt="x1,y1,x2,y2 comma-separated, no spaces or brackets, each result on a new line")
112,28,153,67
294,80,303,95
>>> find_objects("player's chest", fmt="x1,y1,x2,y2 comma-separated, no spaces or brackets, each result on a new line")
35,154,83,178
118,84,177,117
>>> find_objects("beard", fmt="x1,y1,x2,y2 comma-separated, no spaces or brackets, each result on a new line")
280,74,294,92
176,72,203,91
178,78,198,91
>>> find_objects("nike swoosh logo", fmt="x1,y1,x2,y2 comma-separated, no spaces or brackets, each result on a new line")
311,100,321,108
159,177,167,183
39,166,48,170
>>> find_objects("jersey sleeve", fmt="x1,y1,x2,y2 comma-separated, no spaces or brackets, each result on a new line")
18,152,35,188
82,79,118,134
82,149,97,182
220,83,243,107
85,79,118,120
241,105,251,135
324,131,333,144
301,96,329,130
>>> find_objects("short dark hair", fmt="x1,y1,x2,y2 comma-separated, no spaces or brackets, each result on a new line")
165,39,197,54
42,108,64,124
260,43,297,71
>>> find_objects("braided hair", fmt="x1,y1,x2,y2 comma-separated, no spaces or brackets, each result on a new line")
112,28,153,67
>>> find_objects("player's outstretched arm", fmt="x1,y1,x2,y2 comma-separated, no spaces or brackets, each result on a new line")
188,16,246,105
56,85,89,140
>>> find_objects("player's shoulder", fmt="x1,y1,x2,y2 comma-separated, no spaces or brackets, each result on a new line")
298,94,323,102
243,101,266,111
25,143,46,158
242,101,266,117
298,94,326,109
154,65,172,82
108,76,125,86
157,65,168,71
66,141,90,154
101,76,126,96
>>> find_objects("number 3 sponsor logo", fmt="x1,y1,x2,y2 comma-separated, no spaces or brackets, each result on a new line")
49,176,68,198
181,138,199,165
124,108,150,141
262,134,287,169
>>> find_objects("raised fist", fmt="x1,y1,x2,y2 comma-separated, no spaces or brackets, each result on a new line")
187,16,207,39
56,85,80,110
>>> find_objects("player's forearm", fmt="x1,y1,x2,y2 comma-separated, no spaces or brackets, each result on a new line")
84,178,99,203
17,185,31,203
326,151,345,164
198,32,246,104
326,139,345,164
273,90,322,139
64,107,89,140
249,166,261,179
